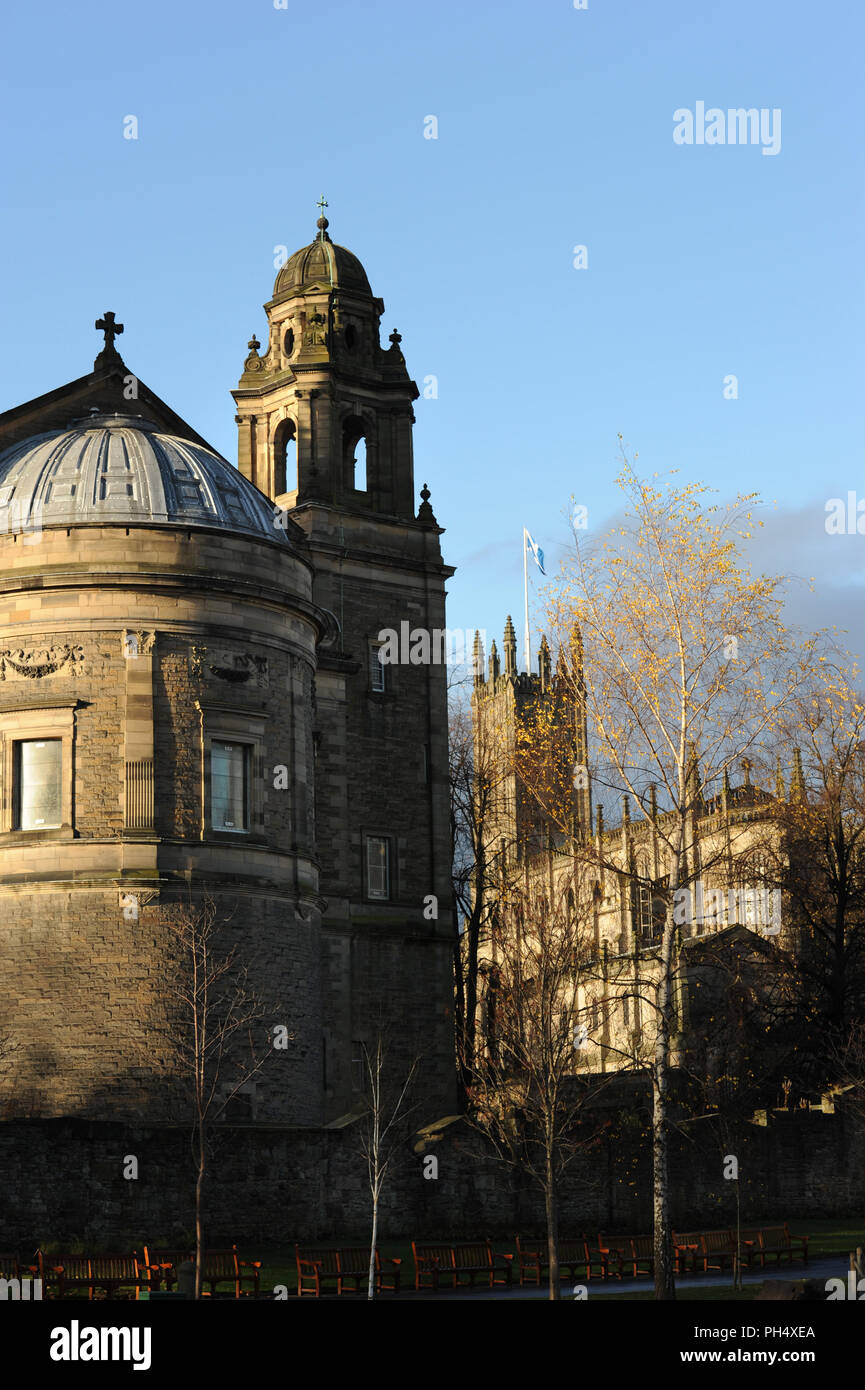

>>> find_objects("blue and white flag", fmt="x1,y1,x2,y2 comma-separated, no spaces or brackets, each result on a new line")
526,530,545,575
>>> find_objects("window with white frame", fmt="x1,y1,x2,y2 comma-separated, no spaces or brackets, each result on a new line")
14,738,63,830
0,705,76,837
366,835,390,899
196,702,266,841
210,741,249,831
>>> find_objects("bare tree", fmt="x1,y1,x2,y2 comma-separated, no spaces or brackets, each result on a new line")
450,689,513,1091
468,864,612,1300
746,661,865,1086
358,1032,420,1300
165,894,276,1300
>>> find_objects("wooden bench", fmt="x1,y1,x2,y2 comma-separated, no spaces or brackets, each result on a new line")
515,1235,591,1285
89,1255,143,1299
200,1247,260,1298
700,1229,766,1273
141,1246,193,1293
295,1245,401,1296
143,1245,261,1297
695,1229,738,1273
672,1225,808,1275
43,1253,143,1300
750,1224,809,1267
0,1251,46,1298
671,1231,704,1275
592,1233,626,1281
412,1240,513,1290
25,1250,56,1295
626,1234,654,1279
47,1254,93,1299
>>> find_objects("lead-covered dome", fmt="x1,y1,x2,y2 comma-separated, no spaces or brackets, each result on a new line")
0,412,287,541
273,217,372,299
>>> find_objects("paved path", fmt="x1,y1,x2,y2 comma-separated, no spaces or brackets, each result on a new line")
401,1253,851,1300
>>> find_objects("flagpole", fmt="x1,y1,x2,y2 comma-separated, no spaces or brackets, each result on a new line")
523,527,531,675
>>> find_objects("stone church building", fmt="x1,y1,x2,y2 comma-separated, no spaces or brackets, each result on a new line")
471,621,795,1076
0,215,456,1239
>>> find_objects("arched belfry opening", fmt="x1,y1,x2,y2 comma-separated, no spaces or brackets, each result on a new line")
273,418,297,498
342,416,367,493
234,209,421,518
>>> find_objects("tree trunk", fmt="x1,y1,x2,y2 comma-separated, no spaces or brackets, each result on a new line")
368,1183,379,1301
653,909,677,1300
463,902,481,1090
453,931,466,1088
545,1148,560,1301
195,1129,205,1302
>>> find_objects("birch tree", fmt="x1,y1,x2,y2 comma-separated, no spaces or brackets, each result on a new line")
358,1033,419,1300
523,456,816,1298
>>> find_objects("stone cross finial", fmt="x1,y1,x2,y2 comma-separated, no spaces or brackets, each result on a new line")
96,312,124,350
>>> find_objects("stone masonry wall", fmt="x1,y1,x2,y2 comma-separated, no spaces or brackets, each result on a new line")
0,1107,861,1249
0,890,322,1126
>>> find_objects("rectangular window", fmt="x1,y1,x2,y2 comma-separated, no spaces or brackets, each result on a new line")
14,738,62,830
366,836,390,899
369,642,385,693
211,741,249,831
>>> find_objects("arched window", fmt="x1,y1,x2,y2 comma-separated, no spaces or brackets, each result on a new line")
273,419,296,497
343,417,367,492
353,437,367,492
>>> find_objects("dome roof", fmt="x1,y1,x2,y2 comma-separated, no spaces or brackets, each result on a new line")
273,219,372,299
0,413,287,542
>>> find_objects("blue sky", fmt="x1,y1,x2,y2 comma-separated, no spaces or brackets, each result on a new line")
1,0,862,665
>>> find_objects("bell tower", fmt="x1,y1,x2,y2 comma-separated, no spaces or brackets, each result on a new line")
232,206,457,1123
232,205,417,518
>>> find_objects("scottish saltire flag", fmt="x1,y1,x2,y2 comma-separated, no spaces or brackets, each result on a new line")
526,530,545,575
